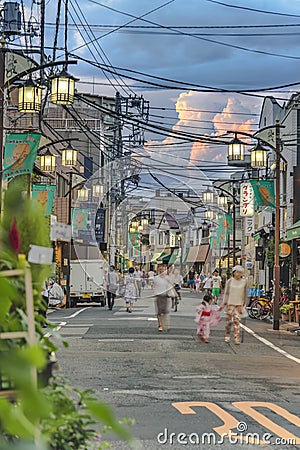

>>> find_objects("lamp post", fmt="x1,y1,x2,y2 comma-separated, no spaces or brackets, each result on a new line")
226,122,285,330
61,145,78,308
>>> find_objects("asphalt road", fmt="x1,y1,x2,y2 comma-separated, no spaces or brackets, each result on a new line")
46,287,300,450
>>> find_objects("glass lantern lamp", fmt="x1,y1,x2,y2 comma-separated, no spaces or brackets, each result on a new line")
62,145,78,167
77,187,89,202
228,133,245,161
92,184,104,197
50,70,78,105
217,192,228,209
250,141,268,168
18,78,44,113
40,150,57,172
203,187,214,205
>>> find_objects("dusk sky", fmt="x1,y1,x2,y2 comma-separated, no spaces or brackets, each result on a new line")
18,0,300,180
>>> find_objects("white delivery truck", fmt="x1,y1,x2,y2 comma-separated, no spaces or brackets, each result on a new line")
70,259,105,307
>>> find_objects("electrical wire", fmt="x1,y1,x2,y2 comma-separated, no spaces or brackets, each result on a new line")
85,0,300,61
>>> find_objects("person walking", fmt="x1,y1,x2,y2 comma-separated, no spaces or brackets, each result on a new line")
107,265,119,310
124,267,138,313
203,273,212,295
219,265,248,345
154,268,172,332
188,267,195,292
211,269,222,304
195,272,200,292
195,294,221,343
148,269,155,288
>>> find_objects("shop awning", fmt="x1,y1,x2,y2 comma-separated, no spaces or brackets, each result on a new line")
169,248,181,265
151,252,165,263
286,220,300,241
185,244,210,263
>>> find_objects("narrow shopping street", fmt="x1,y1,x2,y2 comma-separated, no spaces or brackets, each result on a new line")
47,287,300,450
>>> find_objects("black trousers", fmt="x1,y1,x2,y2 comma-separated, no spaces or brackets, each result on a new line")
107,292,116,310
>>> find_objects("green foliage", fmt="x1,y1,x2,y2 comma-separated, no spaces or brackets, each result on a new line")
0,184,134,449
280,303,293,314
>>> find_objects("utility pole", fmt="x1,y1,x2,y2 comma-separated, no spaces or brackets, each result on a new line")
273,120,281,330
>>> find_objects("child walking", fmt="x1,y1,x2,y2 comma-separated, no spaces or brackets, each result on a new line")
195,294,221,343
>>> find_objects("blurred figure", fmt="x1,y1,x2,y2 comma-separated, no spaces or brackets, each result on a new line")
148,269,155,288
170,267,183,311
134,266,143,297
195,272,201,293
124,267,138,313
154,268,172,331
195,294,221,343
195,294,213,343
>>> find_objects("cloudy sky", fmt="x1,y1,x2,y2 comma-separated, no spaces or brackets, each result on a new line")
17,0,300,172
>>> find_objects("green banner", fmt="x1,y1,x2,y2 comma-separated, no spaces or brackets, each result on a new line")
3,132,41,180
72,208,88,230
128,232,140,250
250,180,275,208
215,213,233,245
32,184,56,216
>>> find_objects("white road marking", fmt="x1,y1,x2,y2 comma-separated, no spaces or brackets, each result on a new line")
98,339,135,342
107,317,150,321
173,375,220,379
44,321,67,337
241,323,300,365
63,307,91,318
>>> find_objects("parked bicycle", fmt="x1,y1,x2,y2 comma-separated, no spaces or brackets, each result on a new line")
248,288,291,320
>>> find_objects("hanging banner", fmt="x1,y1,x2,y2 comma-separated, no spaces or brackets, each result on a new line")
215,213,233,245
95,208,106,243
240,182,255,217
72,208,88,230
244,217,254,236
3,132,41,180
250,180,275,208
32,184,56,216
128,232,140,250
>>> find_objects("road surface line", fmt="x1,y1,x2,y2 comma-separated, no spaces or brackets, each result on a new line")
44,321,67,337
63,307,91,318
241,323,300,365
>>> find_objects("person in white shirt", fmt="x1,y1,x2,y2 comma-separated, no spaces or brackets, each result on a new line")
219,265,248,345
107,265,119,310
148,270,155,288
154,268,173,331
203,274,212,294
211,270,222,304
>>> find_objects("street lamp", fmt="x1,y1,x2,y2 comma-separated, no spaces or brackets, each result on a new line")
217,192,228,209
205,209,214,221
61,145,78,308
39,149,57,172
77,187,89,202
18,78,44,113
203,187,214,205
92,183,104,198
226,122,284,330
227,133,245,162
250,141,268,168
62,145,78,167
50,69,77,105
